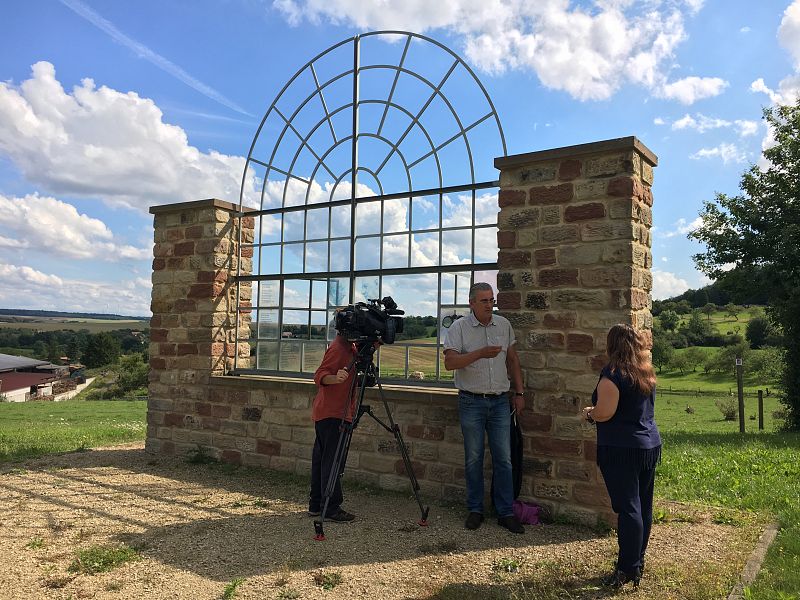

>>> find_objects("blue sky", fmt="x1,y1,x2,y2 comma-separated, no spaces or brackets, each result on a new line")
0,0,798,316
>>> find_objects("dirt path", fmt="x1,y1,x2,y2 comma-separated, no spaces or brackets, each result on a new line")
0,443,761,599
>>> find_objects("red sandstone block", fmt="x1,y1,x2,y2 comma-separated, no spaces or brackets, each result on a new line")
197,270,229,283
152,258,166,271
150,315,162,328
519,411,552,432
166,257,187,270
257,440,281,455
499,189,526,207
395,459,426,478
497,230,516,249
567,333,594,353
531,437,582,457
188,283,214,299
538,268,579,287
590,354,608,370
543,312,576,329
158,343,176,356
201,417,221,431
558,159,582,181
213,404,232,418
164,412,184,427
573,481,611,508
149,357,167,370
497,292,521,310
584,440,597,463
150,329,168,342
534,248,557,266
185,225,204,239
173,241,195,256
564,203,606,222
176,343,198,356
153,242,172,258
642,186,653,206
529,183,573,205
241,216,256,229
406,425,445,441
607,176,643,199
160,441,176,455
240,246,254,258
497,250,531,269
221,450,242,464
228,390,250,404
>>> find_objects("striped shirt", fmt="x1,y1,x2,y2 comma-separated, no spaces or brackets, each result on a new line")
443,312,516,394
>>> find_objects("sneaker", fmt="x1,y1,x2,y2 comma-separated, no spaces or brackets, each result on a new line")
327,508,356,522
308,510,321,517
465,512,484,530
497,515,525,534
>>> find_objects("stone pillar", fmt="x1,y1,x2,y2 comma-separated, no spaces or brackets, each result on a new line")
146,199,254,455
493,137,657,526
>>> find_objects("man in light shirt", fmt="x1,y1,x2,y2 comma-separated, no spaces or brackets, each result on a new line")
443,282,525,534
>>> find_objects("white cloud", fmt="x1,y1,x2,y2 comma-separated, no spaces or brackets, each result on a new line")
0,62,251,212
659,216,703,238
670,113,757,137
739,26,751,33
273,0,718,103
778,0,800,69
653,117,665,125
689,143,747,164
651,269,690,300
0,263,151,316
0,193,150,261
658,76,728,104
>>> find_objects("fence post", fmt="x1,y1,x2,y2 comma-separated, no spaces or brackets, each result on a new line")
736,357,745,433
758,389,764,431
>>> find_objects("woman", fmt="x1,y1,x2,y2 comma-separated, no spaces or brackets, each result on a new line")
582,324,661,589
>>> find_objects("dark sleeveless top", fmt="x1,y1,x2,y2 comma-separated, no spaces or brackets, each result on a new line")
591,365,661,450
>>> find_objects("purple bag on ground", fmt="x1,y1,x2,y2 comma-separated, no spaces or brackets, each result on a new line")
513,500,541,525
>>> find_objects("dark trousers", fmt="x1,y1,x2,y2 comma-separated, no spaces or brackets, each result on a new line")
598,448,659,574
309,418,345,515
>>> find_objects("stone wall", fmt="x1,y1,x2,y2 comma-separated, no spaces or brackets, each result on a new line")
493,137,657,524
146,136,657,527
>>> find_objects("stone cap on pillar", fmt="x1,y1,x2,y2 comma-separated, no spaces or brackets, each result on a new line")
494,136,658,170
149,198,252,215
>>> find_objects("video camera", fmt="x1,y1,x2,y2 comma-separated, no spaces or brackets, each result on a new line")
334,296,405,344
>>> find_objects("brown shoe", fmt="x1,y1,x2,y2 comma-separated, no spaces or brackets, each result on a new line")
497,515,525,534
465,512,484,530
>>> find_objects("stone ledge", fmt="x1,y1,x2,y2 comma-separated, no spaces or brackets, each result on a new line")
494,136,658,170
150,198,254,215
210,375,459,405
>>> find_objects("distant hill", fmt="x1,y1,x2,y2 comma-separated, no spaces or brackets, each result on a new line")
0,309,148,321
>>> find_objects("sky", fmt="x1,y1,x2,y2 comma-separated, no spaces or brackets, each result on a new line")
0,0,798,317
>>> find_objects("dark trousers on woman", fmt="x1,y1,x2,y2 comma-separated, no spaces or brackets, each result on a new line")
598,445,661,574
309,417,344,515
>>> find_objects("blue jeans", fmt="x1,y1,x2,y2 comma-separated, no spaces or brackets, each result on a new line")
458,391,514,517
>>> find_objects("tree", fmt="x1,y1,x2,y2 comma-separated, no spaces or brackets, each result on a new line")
82,332,121,368
746,316,775,349
691,98,800,428
669,353,691,374
659,310,680,332
702,302,717,321
651,334,674,373
117,353,149,393
683,347,706,372
725,303,741,321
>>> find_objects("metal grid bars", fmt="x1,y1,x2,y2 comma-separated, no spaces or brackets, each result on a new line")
235,31,507,383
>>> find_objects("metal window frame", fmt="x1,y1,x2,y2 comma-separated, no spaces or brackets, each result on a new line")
234,31,506,383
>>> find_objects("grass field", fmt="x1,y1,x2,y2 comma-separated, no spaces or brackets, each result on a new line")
0,317,148,333
0,400,146,462
672,307,763,336
656,347,778,394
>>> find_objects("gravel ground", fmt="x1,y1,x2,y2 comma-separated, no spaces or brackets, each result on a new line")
0,443,762,600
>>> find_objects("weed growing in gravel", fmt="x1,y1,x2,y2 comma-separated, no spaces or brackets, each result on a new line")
222,577,245,599
26,537,45,550
493,558,522,573
313,570,343,590
104,581,124,591
277,588,300,600
68,545,139,575
186,445,217,464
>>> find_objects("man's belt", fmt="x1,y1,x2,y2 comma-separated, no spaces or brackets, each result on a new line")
458,390,508,398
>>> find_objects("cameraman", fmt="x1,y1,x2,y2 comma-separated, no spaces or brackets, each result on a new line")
308,328,358,523
443,282,525,534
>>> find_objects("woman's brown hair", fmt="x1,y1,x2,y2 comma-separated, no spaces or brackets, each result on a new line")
606,324,657,395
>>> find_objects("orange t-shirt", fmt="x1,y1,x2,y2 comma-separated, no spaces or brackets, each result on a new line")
312,336,358,422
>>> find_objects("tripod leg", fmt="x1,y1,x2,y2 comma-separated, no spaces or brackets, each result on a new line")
376,379,430,526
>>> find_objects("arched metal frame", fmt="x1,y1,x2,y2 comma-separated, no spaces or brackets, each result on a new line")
234,30,507,382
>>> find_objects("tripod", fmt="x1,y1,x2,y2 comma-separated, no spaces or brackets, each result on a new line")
313,340,430,540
